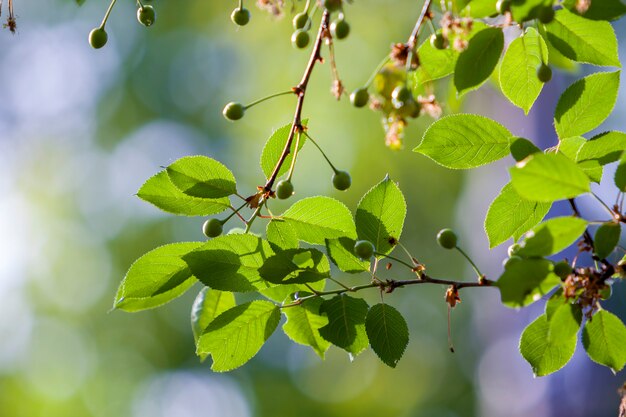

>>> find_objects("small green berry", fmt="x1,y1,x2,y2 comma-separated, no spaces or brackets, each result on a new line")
137,5,156,27
350,88,369,108
223,102,245,121
391,86,413,108
537,63,552,83
331,18,350,40
507,243,521,257
292,29,310,49
203,218,223,238
537,6,555,24
437,228,457,250
354,240,375,259
599,285,612,300
293,12,310,30
503,255,522,270
276,180,294,200
323,0,342,12
88,27,108,49
231,7,251,26
396,99,421,119
553,261,572,279
430,33,446,50
332,170,351,191
496,0,511,14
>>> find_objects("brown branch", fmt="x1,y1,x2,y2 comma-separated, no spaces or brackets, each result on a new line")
404,0,433,73
263,10,331,192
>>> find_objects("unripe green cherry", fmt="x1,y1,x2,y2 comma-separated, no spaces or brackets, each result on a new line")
496,0,511,14
331,18,350,40
231,7,251,26
507,243,521,257
323,0,342,12
354,240,375,260
293,12,310,30
599,285,612,300
430,33,446,50
391,85,413,108
350,88,369,108
203,218,223,238
503,255,522,270
553,261,572,279
537,6,555,24
537,63,552,83
332,170,351,191
276,179,294,200
137,5,156,27
89,27,108,49
223,102,245,121
292,29,310,49
437,228,457,250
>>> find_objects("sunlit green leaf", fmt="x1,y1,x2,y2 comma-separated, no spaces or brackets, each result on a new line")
266,219,299,250
259,248,330,284
260,120,308,180
114,242,202,312
454,27,504,94
616,152,626,191
166,155,237,199
197,301,281,372
517,217,588,258
583,310,626,373
283,298,331,358
325,237,370,273
365,303,409,368
594,223,621,260
562,0,626,20
497,259,561,308
520,314,577,376
191,288,236,347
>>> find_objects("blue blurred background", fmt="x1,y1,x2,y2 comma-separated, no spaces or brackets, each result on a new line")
0,1,625,416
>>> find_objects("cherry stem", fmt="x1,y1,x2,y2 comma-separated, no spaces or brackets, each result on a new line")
374,252,419,272
454,246,483,280
590,191,616,218
245,200,265,233
100,0,118,28
303,131,339,174
364,55,392,89
244,90,295,109
238,0,243,10
223,201,249,224
136,0,144,10
263,10,331,192
286,131,303,181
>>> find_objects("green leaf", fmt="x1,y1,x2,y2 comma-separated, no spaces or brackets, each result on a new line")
283,297,331,358
510,137,541,162
354,176,406,256
510,0,552,22
520,314,577,376
616,152,626,192
583,310,626,373
510,152,591,202
558,136,603,183
554,71,620,139
259,281,325,304
191,288,236,346
166,156,237,199
594,223,621,260
454,27,504,95
281,196,357,245
114,242,202,312
319,295,369,356
183,234,276,292
462,0,497,18
260,120,308,180
576,131,626,164
545,288,565,320
499,28,548,114
497,259,561,308
197,300,281,372
365,303,409,368
266,219,299,250
325,237,370,273
548,302,582,341
517,216,588,258
485,183,551,248
259,248,330,284
545,9,620,67
563,0,626,20
137,171,230,216
415,114,512,169
414,38,458,84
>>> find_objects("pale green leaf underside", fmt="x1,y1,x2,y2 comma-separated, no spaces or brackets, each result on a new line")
454,27,504,95
485,183,551,248
499,27,548,114
415,114,512,169
545,9,621,67
582,310,626,373
510,152,591,202
281,196,357,245
355,176,406,256
197,300,281,372
554,71,620,139
191,288,236,347
115,242,202,312
137,171,230,216
520,314,577,376
283,298,331,358
365,303,409,368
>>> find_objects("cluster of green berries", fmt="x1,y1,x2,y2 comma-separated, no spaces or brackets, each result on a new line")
88,4,156,49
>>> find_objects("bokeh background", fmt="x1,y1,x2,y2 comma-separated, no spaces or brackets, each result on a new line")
1,1,625,416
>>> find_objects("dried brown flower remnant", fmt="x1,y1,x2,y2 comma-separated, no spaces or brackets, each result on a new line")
390,43,419,69
576,0,591,14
